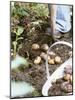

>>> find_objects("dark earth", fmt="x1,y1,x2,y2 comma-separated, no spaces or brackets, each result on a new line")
48,78,73,96
11,30,73,98
48,65,73,96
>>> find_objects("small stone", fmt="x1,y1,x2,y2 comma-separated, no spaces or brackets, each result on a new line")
56,48,59,50
11,53,13,56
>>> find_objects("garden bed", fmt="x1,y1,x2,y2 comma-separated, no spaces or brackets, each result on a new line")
11,32,72,97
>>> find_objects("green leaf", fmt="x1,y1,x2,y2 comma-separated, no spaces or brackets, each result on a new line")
12,41,17,46
17,37,23,41
17,27,24,36
22,10,29,16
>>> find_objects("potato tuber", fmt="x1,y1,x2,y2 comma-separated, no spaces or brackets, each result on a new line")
32,43,40,50
61,82,72,93
54,56,62,64
40,52,50,60
34,56,41,64
41,44,49,51
48,59,55,65
63,74,71,81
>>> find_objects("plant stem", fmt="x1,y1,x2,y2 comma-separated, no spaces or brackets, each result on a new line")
13,35,18,58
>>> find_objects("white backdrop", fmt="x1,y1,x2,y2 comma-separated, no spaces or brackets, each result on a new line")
0,0,75,100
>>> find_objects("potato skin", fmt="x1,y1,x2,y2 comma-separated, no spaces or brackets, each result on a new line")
48,59,55,65
70,75,73,84
40,52,50,60
41,44,49,51
63,74,71,81
34,56,41,64
32,43,40,50
54,56,62,64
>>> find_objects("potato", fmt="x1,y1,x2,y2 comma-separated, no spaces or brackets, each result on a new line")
48,51,56,58
54,56,62,64
69,51,72,57
34,56,41,64
41,44,49,51
40,52,50,60
63,74,71,81
70,75,72,84
32,43,40,50
67,84,72,93
61,82,72,93
48,51,56,56
48,59,55,65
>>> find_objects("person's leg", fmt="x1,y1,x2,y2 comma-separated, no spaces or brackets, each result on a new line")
56,5,71,33
47,5,71,41
47,4,62,41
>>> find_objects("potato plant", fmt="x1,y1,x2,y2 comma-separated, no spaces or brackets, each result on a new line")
12,26,24,58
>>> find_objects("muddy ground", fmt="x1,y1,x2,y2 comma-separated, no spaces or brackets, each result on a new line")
11,31,72,98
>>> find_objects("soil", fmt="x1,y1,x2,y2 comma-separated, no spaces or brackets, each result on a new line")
48,78,73,96
48,65,73,96
11,31,72,97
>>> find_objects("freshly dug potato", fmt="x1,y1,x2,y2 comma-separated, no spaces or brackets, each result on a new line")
48,51,56,56
54,56,62,64
41,44,49,51
34,56,41,64
32,43,40,50
61,82,72,93
63,74,71,81
40,52,50,60
48,51,56,58
48,59,55,65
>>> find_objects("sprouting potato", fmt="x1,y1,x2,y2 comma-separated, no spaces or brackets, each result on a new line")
40,52,50,60
48,59,55,65
63,74,71,81
32,43,40,50
41,44,49,51
54,56,62,64
34,56,41,64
